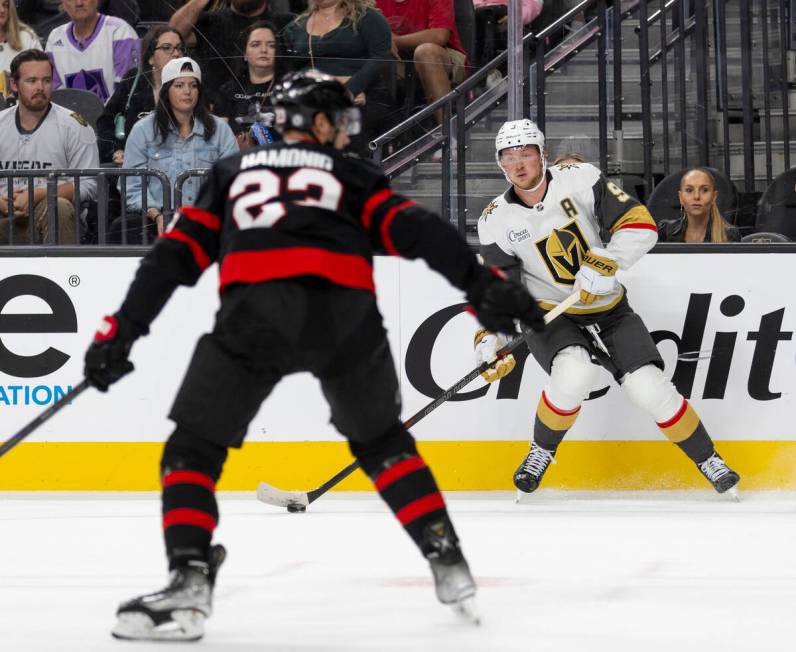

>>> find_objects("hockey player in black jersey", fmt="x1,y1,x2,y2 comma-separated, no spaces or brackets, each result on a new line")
84,70,546,641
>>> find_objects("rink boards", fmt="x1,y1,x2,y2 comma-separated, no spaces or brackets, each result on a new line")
0,251,794,490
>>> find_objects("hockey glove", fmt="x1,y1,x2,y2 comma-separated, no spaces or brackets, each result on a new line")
84,313,142,392
474,328,516,383
575,247,617,305
466,266,546,335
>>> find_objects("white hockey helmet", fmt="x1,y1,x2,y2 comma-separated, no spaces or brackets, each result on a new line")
495,119,547,190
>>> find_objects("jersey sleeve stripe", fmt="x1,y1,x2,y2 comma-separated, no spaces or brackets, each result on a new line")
610,205,658,232
362,188,394,229
219,247,375,292
616,222,658,231
179,206,222,232
161,229,212,271
380,200,416,256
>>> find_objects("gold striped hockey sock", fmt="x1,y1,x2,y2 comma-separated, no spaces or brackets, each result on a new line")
657,399,714,463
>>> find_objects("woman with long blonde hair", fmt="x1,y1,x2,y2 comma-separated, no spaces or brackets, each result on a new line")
283,0,394,154
0,0,41,96
658,167,740,243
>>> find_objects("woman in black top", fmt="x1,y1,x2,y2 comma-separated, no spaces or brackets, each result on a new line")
658,167,741,243
96,25,187,164
214,21,281,150
283,0,394,154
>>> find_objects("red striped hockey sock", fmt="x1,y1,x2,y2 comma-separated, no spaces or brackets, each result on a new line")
371,454,449,548
162,469,219,569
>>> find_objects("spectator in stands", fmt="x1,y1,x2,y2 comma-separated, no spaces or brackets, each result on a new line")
283,0,393,153
18,0,139,44
0,49,98,244
45,0,140,104
376,0,467,124
169,0,293,93
0,0,42,97
215,20,279,150
472,0,542,69
658,167,740,243
97,25,185,164
115,57,236,241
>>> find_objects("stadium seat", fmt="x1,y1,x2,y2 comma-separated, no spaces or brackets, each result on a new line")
646,167,738,225
740,232,792,243
51,88,105,132
754,167,796,240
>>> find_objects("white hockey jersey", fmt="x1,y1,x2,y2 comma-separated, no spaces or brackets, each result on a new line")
46,14,140,104
0,102,99,200
477,162,658,314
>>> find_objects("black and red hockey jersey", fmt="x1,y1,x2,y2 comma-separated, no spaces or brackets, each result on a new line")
120,141,485,330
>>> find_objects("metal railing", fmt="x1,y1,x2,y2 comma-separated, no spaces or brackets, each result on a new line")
1,169,172,245
368,0,794,230
174,169,210,209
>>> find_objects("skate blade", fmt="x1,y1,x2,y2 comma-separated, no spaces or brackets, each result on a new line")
111,609,205,641
451,596,481,626
726,486,740,502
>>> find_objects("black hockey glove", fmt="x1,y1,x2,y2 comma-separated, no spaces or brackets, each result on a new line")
84,312,142,392
466,266,546,335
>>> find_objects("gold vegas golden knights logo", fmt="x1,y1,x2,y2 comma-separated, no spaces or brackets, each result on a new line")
534,219,590,284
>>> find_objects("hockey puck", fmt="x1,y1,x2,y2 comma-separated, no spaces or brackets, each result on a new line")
286,503,306,513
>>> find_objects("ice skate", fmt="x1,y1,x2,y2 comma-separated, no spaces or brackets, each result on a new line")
422,520,480,625
111,544,225,641
697,453,740,496
513,443,556,496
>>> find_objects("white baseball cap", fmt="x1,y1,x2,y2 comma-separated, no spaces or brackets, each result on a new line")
161,57,202,86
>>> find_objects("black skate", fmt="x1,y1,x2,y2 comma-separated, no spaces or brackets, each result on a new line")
422,519,480,625
697,453,740,496
513,443,556,495
111,544,226,641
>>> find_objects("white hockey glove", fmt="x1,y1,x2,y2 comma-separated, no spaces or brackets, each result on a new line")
474,328,516,383
575,247,617,305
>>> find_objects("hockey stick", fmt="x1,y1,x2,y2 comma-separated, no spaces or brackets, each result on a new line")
257,289,582,511
0,379,90,459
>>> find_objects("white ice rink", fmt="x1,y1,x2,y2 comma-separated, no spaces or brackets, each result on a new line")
3,491,796,651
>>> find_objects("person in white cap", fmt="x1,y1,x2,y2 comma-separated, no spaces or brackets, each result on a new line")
475,118,741,496
114,56,237,242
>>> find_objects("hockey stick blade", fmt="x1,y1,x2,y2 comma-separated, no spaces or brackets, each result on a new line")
0,379,90,459
255,290,581,510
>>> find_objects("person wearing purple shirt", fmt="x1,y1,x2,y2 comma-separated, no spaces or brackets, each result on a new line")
45,0,139,104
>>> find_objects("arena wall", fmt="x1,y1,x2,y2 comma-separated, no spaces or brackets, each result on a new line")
0,252,794,491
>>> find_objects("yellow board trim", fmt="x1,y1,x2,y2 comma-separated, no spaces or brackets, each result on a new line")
1,440,796,491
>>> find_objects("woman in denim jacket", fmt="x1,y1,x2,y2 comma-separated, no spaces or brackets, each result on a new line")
115,57,237,243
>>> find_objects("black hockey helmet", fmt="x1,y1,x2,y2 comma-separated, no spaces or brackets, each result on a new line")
272,69,361,136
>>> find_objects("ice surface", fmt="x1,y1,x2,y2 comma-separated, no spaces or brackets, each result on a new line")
2,491,796,651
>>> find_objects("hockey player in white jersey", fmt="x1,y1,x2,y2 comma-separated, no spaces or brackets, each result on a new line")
476,119,740,495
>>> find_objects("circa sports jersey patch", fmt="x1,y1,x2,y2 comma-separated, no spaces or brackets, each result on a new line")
507,228,531,243
534,219,590,285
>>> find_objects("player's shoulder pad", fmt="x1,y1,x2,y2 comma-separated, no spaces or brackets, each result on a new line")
477,193,508,225
69,111,88,128
549,160,602,191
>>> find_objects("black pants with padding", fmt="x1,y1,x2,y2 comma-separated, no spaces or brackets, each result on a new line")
160,279,453,565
